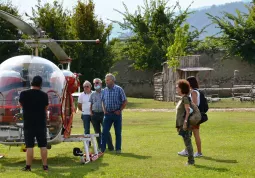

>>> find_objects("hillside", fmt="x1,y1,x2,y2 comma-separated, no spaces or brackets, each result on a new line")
187,1,248,39
110,1,249,39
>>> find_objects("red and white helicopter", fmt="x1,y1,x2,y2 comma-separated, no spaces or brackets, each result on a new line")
0,10,102,163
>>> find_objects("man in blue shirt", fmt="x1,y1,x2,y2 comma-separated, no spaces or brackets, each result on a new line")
101,73,127,154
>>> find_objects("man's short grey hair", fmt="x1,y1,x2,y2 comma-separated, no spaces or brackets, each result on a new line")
105,73,116,81
83,80,92,87
93,78,102,84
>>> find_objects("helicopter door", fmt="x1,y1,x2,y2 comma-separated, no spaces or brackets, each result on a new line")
3,89,20,124
46,90,62,138
61,83,74,138
47,90,61,120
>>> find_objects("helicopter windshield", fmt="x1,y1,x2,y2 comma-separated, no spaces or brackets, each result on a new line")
0,55,65,143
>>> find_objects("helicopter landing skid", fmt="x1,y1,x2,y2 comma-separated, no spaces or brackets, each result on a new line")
62,134,102,164
81,151,104,164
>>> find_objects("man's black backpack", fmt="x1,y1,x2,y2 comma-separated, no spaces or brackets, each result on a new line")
193,89,209,124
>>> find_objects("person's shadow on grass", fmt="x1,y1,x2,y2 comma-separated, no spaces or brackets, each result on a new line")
0,153,109,177
194,164,229,172
199,156,238,163
108,152,151,159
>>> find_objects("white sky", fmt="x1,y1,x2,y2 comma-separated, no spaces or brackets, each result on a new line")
6,0,242,22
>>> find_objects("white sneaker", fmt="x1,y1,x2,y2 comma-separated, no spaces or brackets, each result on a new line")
178,149,188,156
194,152,203,157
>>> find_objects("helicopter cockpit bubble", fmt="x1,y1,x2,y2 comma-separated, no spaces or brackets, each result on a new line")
0,55,65,141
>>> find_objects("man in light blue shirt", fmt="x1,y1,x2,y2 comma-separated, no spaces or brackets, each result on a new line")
89,78,114,151
101,73,127,154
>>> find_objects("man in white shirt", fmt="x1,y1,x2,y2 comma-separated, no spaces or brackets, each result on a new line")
78,81,92,135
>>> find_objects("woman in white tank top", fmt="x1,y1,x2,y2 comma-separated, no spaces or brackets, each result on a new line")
190,89,200,106
177,76,203,157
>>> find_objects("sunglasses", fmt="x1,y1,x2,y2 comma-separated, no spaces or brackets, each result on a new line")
94,82,99,84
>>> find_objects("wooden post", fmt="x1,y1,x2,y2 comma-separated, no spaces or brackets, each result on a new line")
35,46,38,56
173,70,176,105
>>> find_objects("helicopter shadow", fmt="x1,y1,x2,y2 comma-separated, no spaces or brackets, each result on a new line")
0,153,109,177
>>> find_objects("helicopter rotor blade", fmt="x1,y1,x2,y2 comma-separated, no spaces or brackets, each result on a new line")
0,10,39,37
45,40,70,61
48,40,99,43
0,39,99,43
0,39,36,43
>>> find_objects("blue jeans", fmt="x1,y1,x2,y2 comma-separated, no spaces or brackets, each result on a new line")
101,113,122,152
81,115,91,135
91,112,114,150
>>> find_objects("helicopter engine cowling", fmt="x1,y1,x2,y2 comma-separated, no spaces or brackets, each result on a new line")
62,70,80,94
60,70,80,138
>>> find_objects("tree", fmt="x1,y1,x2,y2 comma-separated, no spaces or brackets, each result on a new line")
194,36,225,56
109,38,128,63
24,0,113,83
71,0,113,83
111,0,203,72
26,0,73,64
207,0,255,63
166,24,189,70
0,1,21,63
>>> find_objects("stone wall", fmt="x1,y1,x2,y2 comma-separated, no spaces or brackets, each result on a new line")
109,59,154,98
198,53,255,87
111,53,255,98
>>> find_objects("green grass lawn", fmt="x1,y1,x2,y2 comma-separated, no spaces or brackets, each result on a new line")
0,111,255,177
126,97,255,109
